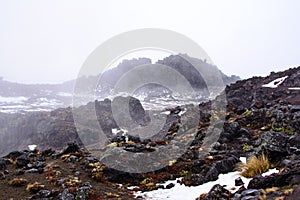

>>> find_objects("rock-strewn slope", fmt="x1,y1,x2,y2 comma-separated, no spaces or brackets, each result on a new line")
0,66,300,199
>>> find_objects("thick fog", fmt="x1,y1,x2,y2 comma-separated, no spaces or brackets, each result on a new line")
1,0,300,84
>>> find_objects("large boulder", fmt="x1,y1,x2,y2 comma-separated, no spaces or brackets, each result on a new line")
257,131,289,162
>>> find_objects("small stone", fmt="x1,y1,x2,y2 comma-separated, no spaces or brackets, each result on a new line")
235,177,244,186
165,183,175,189
37,189,51,198
241,189,261,198
27,163,33,169
62,142,81,155
81,182,92,189
75,171,80,176
16,169,25,175
58,189,75,200
201,184,230,200
26,168,39,173
68,155,78,163
37,167,44,174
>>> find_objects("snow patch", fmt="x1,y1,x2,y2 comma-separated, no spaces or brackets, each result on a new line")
262,76,288,88
0,96,28,104
178,108,187,116
240,157,247,164
289,87,300,90
28,144,37,151
262,168,279,176
133,165,279,200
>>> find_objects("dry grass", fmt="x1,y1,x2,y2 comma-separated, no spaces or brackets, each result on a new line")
236,154,270,178
8,178,28,187
26,182,45,193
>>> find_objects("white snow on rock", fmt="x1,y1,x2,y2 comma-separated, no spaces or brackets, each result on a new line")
288,87,300,90
132,157,279,200
28,144,37,151
262,168,279,176
133,172,251,200
262,76,288,88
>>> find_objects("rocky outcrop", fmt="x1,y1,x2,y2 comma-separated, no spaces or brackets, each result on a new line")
0,96,148,155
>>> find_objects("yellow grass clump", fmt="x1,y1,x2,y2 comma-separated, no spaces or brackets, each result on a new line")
236,154,270,178
8,178,28,187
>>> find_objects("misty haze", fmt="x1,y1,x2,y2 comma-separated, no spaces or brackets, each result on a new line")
1,1,300,200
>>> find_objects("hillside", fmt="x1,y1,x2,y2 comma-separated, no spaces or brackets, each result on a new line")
1,63,300,199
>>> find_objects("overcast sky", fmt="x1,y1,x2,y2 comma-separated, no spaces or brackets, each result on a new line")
1,0,300,84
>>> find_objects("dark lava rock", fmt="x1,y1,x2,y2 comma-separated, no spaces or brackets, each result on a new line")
190,159,206,173
61,142,81,155
26,168,39,173
16,155,30,168
76,186,90,200
29,190,52,199
232,186,246,199
128,135,141,143
102,167,143,184
240,153,300,190
68,155,78,163
0,158,8,170
41,148,55,156
213,156,240,174
123,143,155,153
199,184,230,200
16,169,25,175
235,189,261,200
204,166,219,183
224,122,240,136
184,173,205,186
185,155,240,186
37,167,44,174
258,131,288,162
289,133,300,149
110,135,126,143
235,177,244,186
220,126,248,143
5,151,23,160
206,155,240,182
58,189,75,200
165,183,175,189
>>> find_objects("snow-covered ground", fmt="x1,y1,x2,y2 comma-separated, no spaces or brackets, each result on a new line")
0,95,66,113
131,158,279,200
262,76,288,88
0,96,28,104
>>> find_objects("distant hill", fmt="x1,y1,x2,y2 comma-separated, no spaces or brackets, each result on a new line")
0,54,240,113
